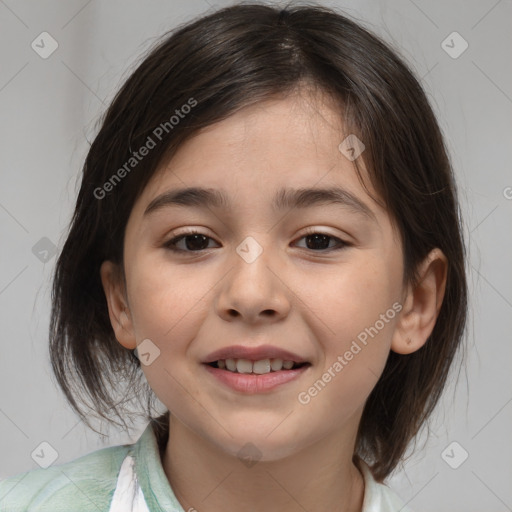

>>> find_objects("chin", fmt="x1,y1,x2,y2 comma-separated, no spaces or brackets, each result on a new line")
212,428,308,464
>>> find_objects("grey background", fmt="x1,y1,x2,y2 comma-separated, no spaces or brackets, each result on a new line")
1,0,511,511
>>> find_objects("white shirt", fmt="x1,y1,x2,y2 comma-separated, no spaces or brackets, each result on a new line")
109,434,413,512
0,421,413,511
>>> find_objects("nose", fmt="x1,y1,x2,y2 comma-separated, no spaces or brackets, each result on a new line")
214,243,291,324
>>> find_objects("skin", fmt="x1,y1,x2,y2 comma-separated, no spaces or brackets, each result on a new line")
101,89,447,512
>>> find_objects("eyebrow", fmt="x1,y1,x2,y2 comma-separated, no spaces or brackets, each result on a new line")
144,186,376,221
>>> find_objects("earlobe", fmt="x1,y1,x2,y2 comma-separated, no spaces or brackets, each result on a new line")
391,248,448,355
100,260,137,350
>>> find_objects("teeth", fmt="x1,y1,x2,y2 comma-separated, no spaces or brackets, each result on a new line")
236,358,253,374
214,358,301,374
270,358,283,371
253,359,271,374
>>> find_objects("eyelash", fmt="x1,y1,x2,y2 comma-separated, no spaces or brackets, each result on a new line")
163,228,349,254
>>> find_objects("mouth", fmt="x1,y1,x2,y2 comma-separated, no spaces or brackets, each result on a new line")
201,344,312,393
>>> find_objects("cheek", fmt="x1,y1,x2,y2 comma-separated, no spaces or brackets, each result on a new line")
124,256,213,412
126,254,212,342
299,252,402,344
296,254,402,407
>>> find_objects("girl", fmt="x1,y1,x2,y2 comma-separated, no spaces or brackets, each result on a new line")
0,3,467,511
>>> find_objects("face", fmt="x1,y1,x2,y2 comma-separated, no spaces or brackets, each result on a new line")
103,91,409,461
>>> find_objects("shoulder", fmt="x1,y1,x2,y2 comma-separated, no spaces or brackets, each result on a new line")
359,460,414,512
0,440,131,512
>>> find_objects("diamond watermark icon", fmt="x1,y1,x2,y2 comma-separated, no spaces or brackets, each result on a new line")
135,338,161,366
441,32,468,59
236,236,263,264
31,32,59,59
32,237,57,263
31,441,59,469
441,441,469,469
237,442,262,468
338,134,365,161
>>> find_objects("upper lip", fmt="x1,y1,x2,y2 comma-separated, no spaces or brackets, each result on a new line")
202,344,309,364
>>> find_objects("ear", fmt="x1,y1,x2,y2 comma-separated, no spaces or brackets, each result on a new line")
100,260,137,350
391,248,448,355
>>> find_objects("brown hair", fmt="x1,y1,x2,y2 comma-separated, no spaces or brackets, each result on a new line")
49,2,467,481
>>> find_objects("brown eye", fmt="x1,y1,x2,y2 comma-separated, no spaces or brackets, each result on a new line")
295,232,348,252
164,231,219,252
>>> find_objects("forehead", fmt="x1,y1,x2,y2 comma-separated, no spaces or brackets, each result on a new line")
133,92,383,221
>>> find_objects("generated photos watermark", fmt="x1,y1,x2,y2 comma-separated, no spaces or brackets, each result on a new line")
93,97,198,200
297,301,403,405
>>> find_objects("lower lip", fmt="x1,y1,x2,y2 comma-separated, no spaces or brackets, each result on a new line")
203,364,310,393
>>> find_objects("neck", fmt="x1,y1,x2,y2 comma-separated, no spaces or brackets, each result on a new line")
162,415,365,512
